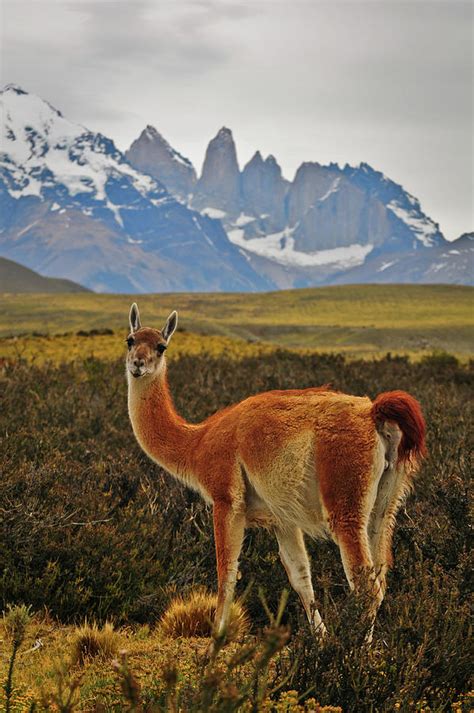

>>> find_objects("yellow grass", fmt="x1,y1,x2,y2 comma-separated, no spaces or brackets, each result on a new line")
0,613,280,711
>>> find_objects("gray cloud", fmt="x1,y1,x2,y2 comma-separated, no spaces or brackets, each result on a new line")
1,0,472,239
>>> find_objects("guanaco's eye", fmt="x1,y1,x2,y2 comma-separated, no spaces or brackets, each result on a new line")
126,337,135,349
157,344,167,354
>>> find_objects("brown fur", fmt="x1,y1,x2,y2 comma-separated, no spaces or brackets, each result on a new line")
126,309,426,646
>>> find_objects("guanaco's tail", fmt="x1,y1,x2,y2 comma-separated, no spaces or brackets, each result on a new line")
371,390,427,466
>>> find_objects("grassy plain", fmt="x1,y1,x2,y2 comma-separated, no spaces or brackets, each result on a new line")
1,284,473,360
0,284,472,710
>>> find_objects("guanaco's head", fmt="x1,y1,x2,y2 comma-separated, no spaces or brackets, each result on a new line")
126,303,178,379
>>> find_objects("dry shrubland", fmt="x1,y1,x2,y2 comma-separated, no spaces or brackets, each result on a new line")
0,348,472,710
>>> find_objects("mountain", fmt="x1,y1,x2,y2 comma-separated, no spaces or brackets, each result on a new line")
0,85,271,293
126,124,462,288
2,85,469,292
125,125,196,201
0,256,89,292
227,159,445,273
330,232,474,285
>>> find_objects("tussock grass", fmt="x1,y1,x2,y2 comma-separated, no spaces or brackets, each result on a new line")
159,589,249,641
70,621,119,666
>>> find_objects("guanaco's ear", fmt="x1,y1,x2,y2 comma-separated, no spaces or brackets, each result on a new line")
129,303,141,333
162,310,178,342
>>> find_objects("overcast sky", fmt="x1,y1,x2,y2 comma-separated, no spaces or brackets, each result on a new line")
1,0,472,240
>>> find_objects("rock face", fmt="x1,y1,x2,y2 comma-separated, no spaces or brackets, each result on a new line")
286,163,339,226
192,127,241,216
241,152,288,229
0,85,271,292
125,125,196,201
291,177,388,252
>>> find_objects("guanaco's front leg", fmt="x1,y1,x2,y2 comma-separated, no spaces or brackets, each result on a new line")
275,525,326,636
209,500,245,654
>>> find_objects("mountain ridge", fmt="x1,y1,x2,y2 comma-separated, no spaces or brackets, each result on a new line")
0,85,271,293
1,85,471,291
126,125,471,287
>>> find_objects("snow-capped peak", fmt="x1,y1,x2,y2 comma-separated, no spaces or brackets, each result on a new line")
1,84,86,164
387,201,440,247
0,85,167,223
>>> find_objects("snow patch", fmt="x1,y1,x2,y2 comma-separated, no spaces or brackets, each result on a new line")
192,215,215,247
228,226,373,268
378,260,397,272
16,220,39,238
8,175,42,198
319,177,341,203
234,213,256,227
202,207,226,220
387,201,438,247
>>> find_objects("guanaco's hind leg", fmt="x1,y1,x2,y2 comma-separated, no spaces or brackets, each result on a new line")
275,525,326,636
318,427,386,637
334,524,383,641
368,424,407,597
369,463,409,597
211,501,245,646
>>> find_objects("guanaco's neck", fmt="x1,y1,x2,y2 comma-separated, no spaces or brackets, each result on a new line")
127,362,201,486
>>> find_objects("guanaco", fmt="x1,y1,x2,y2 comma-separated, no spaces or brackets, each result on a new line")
126,303,426,646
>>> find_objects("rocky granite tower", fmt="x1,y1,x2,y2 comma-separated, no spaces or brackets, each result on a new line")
192,127,241,216
241,151,288,229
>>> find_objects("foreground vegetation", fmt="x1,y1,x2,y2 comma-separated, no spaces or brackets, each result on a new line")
1,345,472,710
1,284,473,358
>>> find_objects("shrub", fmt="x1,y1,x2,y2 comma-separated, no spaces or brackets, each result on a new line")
2,604,32,713
2,603,31,646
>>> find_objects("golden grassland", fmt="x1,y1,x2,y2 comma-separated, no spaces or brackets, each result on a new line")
2,613,470,713
0,331,281,365
1,284,473,710
0,616,213,711
0,612,343,712
0,284,473,362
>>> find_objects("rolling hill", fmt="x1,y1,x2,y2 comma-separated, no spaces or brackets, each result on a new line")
0,256,89,293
